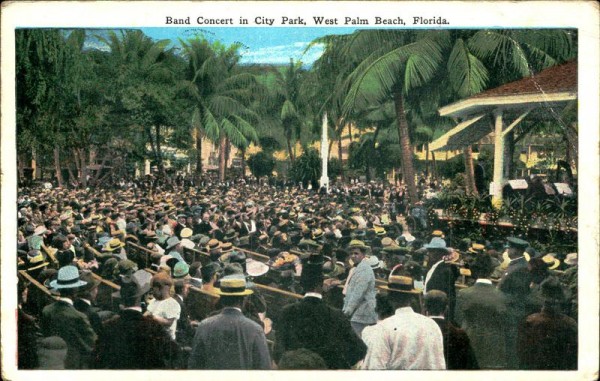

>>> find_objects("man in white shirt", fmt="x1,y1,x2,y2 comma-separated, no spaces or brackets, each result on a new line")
362,275,445,370
145,272,181,340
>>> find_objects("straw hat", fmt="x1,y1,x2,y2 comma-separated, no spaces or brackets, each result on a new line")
542,254,561,270
216,277,253,296
379,275,420,294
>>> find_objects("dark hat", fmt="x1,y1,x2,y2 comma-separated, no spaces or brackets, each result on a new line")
505,237,529,250
78,271,101,292
540,276,570,302
116,270,152,299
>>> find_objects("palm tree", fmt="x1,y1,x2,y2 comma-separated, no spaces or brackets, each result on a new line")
180,37,260,181
98,30,179,179
330,29,575,202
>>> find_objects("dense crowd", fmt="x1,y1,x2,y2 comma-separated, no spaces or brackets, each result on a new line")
16,178,578,370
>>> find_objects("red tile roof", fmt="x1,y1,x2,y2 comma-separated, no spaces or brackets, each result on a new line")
472,60,577,99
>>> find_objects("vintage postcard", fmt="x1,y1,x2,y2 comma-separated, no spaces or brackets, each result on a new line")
1,1,598,381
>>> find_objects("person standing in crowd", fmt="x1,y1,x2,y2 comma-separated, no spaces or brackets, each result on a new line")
74,271,103,337
455,254,509,369
474,157,487,196
342,240,378,336
274,254,367,369
518,276,577,370
424,290,478,370
498,237,532,293
144,272,181,341
41,265,97,369
188,277,271,369
423,237,459,322
362,275,445,369
95,273,178,369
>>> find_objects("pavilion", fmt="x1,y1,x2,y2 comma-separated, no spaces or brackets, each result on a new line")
430,60,578,207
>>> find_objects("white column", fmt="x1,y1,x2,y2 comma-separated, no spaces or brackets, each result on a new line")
144,159,151,176
492,110,505,208
319,112,329,192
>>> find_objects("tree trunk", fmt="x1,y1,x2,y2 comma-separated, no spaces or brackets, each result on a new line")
240,146,247,179
224,137,231,179
80,148,88,188
286,136,295,164
338,128,344,181
154,124,166,179
53,145,63,188
425,143,430,177
431,151,438,184
393,90,418,204
195,127,203,179
464,145,478,196
218,134,227,182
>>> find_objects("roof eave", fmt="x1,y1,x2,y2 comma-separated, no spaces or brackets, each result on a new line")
439,91,577,118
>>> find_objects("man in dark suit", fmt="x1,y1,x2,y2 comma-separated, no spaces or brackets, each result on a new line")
498,237,532,294
95,272,178,369
424,290,478,370
74,271,103,336
274,254,367,369
518,276,577,370
41,265,97,369
423,237,459,322
455,254,509,369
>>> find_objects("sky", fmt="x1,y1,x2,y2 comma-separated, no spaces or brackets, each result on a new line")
138,27,360,66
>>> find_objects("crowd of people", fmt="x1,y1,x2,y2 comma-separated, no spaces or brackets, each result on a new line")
15,177,578,370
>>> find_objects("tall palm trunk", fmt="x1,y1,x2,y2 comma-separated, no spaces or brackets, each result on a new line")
54,145,64,188
338,127,344,181
393,90,418,204
155,124,166,179
286,135,295,164
218,134,227,182
195,127,203,179
464,145,478,196
240,146,247,179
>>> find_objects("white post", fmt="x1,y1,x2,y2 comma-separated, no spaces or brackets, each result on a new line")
319,112,330,192
492,110,505,208
144,159,151,176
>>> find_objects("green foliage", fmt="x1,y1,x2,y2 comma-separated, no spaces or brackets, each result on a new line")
290,148,321,187
247,151,275,180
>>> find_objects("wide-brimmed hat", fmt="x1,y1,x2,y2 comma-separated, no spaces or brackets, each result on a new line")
312,229,324,240
220,242,233,253
115,270,152,299
444,249,460,263
380,275,420,294
246,259,269,277
347,240,369,250
180,228,193,238
103,238,125,252
216,277,253,296
166,236,181,251
207,239,221,251
542,254,561,270
431,230,445,238
364,255,384,269
49,265,87,290
564,253,577,266
382,245,410,255
423,237,450,252
34,226,49,236
26,250,49,271
374,227,386,236
468,243,486,254
172,261,190,279
381,237,394,247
